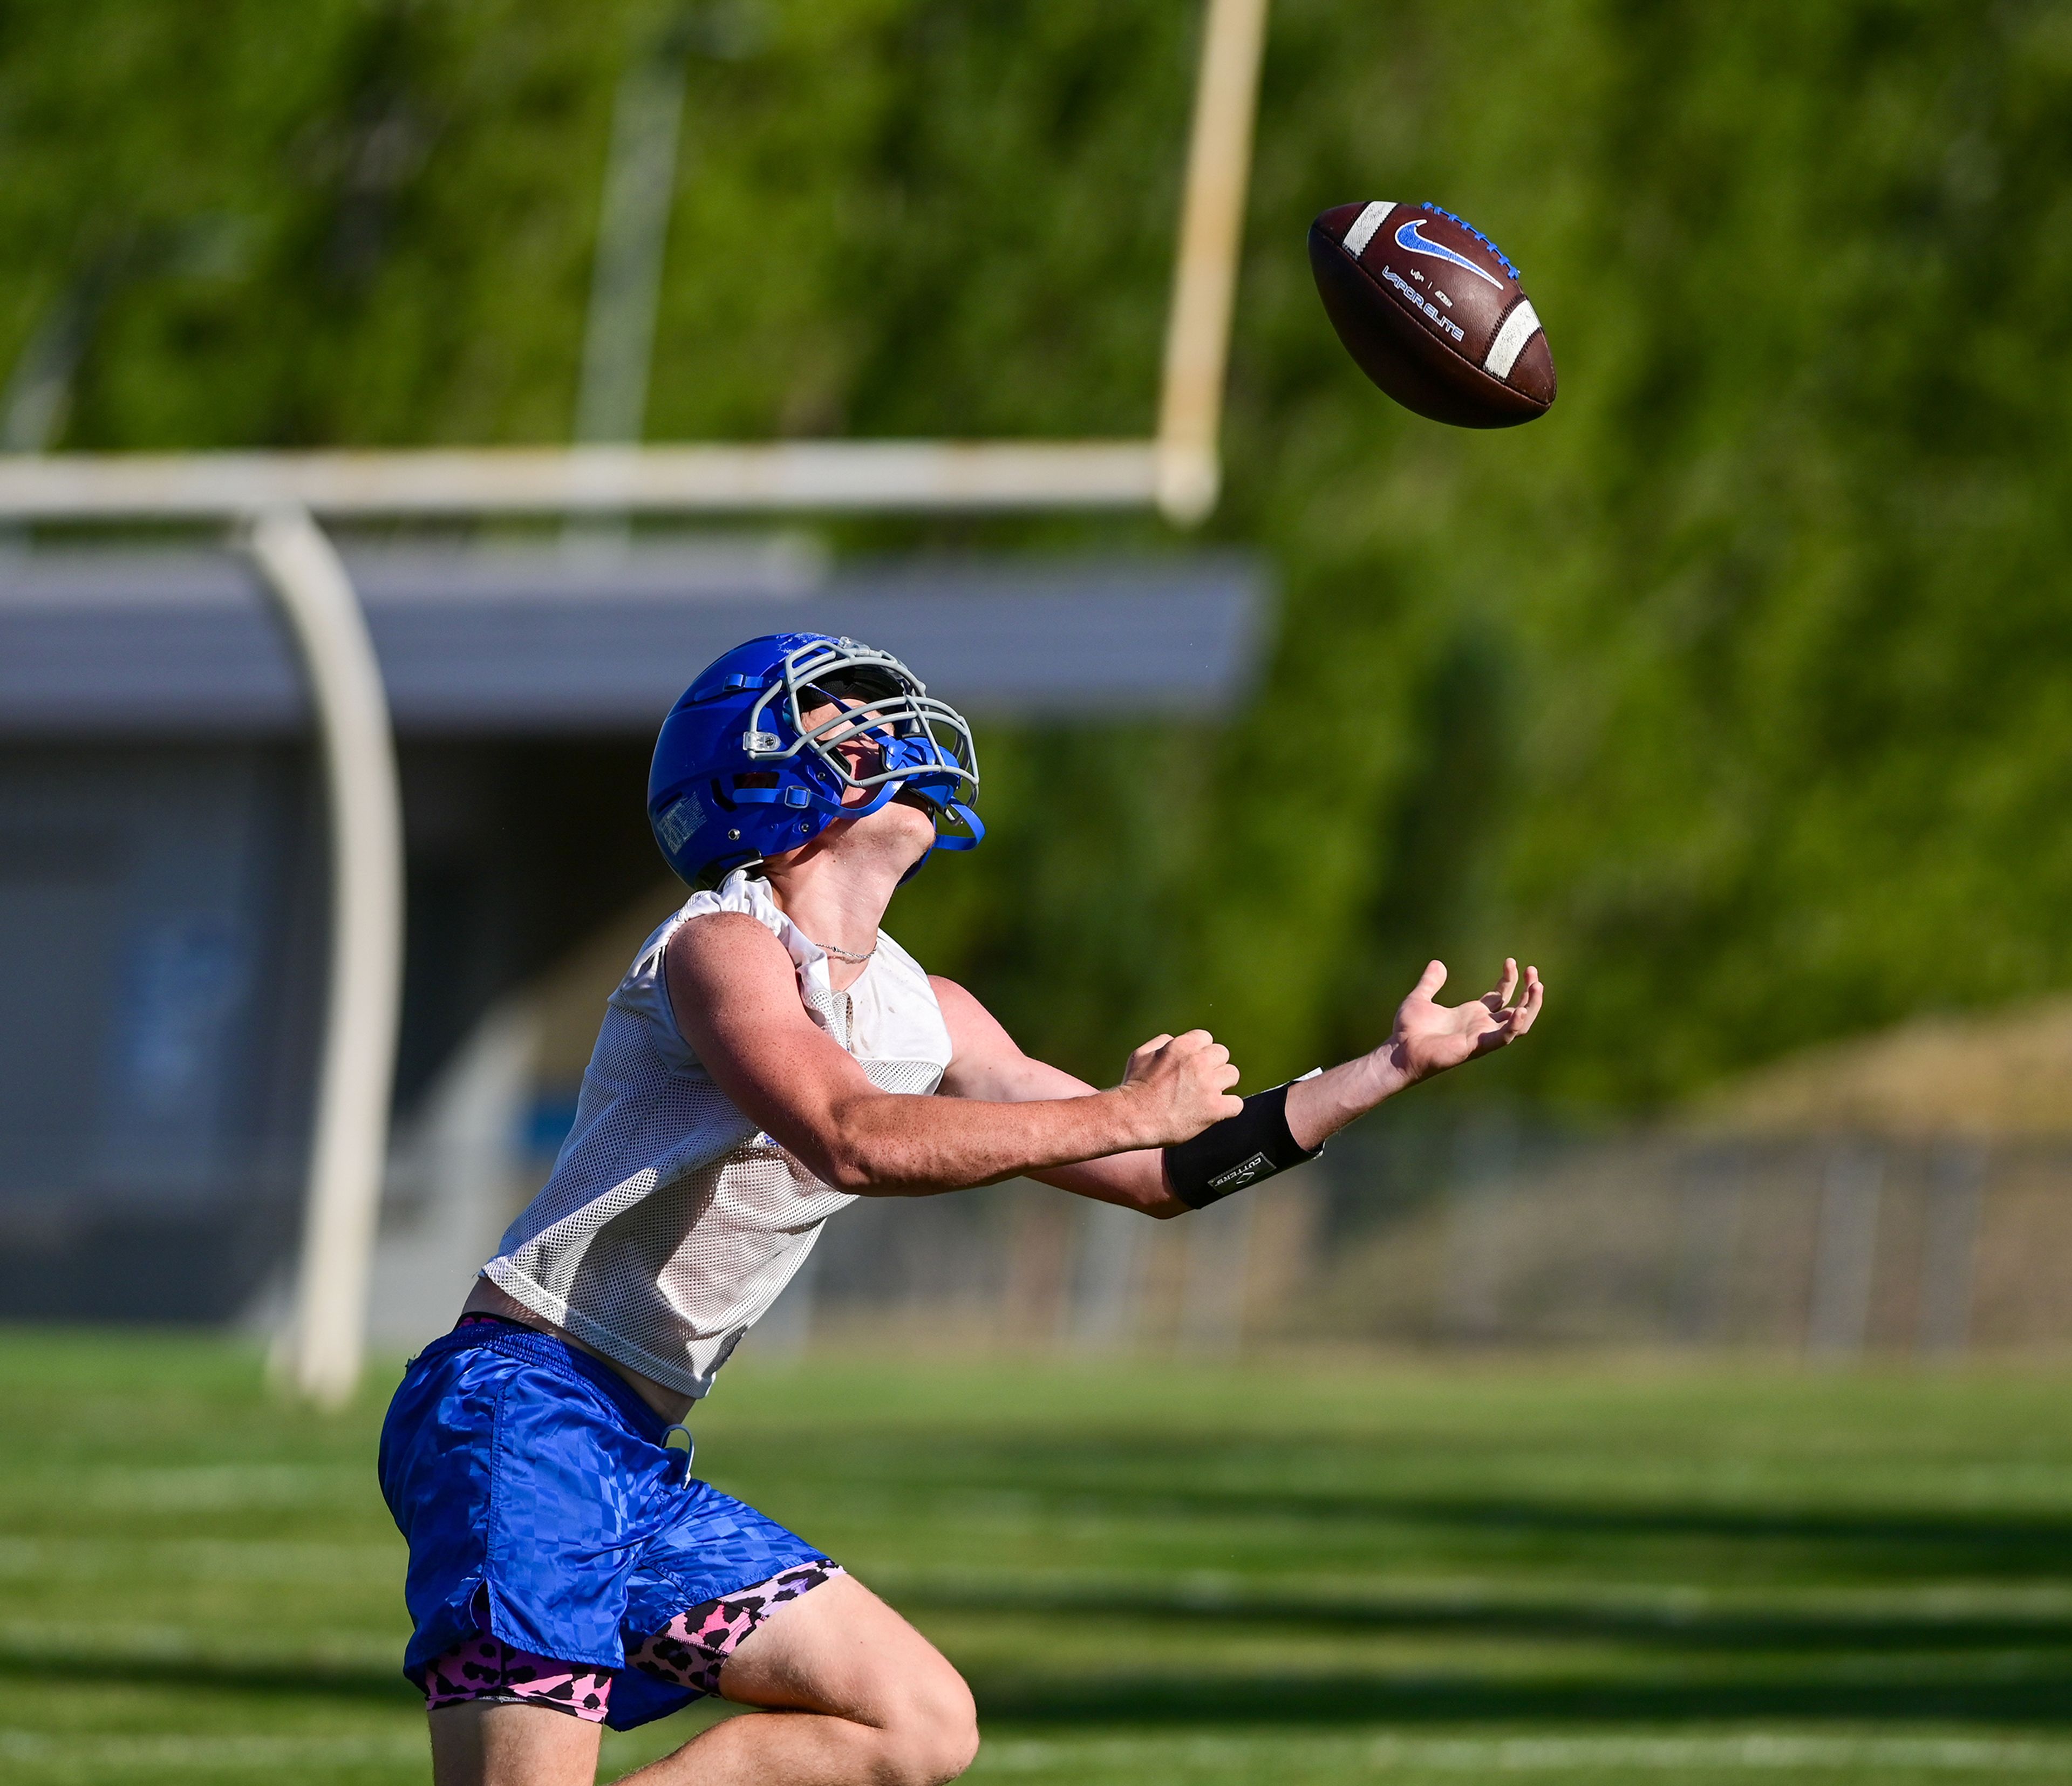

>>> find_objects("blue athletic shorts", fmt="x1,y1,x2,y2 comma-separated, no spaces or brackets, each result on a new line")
378,1315,831,1730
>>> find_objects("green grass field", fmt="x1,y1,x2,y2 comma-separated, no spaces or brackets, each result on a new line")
4,1332,2071,1784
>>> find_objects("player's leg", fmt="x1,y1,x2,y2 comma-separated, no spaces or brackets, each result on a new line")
421,1625,615,1786
429,1699,601,1786
621,1572,978,1786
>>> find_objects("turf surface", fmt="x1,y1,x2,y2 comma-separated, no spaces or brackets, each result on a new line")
3,1331,2070,1783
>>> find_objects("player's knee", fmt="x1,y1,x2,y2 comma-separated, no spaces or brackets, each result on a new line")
879,1661,979,1784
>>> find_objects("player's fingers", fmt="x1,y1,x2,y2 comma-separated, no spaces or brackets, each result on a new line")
1124,1034,1174,1075
1490,972,1543,1041
1515,969,1544,1030
1412,959,1447,1000
1212,1062,1241,1091
1480,957,1517,1010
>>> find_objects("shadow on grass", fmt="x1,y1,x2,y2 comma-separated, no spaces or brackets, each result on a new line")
4,1647,2067,1730
1296,1494,2072,1565
897,1580,2072,1654
963,1669,2072,1729
3,1639,2068,1731
779,1443,2072,1579
0,1647,417,1709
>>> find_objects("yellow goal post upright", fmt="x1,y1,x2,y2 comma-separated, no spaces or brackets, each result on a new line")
0,0,1271,1406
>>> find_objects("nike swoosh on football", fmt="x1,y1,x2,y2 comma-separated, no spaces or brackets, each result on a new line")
1392,219,1505,289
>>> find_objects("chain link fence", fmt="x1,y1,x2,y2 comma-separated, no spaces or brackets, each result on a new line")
755,1123,2072,1360
364,1049,2072,1360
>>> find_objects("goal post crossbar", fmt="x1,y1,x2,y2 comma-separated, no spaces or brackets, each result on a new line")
0,439,1170,522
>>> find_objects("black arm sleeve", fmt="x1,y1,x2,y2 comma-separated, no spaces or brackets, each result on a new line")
1163,1080,1324,1211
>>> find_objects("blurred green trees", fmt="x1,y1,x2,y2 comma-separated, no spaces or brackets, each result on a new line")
5,0,2070,1108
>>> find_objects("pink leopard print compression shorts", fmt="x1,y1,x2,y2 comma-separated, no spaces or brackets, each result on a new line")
422,1562,844,1722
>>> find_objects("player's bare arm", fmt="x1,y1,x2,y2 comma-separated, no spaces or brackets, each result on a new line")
1284,955,1545,1141
930,957,1544,1217
664,910,1242,1193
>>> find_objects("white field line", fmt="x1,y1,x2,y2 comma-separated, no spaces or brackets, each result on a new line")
0,1537,397,1582
0,1729,425,1769
9,1726,2070,1776
976,1731,2072,1775
0,1618,397,1669
65,1462,355,1511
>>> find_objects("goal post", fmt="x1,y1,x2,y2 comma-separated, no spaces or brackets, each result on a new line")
1159,0,1272,526
0,0,1270,1405
242,511,405,1407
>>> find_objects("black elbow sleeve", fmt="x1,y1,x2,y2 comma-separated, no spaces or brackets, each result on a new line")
1163,1080,1323,1211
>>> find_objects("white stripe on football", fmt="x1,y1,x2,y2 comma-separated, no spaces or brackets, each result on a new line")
1341,201,1395,258
1483,300,1543,381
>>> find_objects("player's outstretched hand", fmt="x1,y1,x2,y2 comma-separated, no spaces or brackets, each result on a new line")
1385,959,1543,1086
1117,1030,1245,1147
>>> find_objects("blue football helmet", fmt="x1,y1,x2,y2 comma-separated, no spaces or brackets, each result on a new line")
649,632,984,888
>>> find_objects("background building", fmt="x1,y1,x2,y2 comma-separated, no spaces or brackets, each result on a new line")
0,540,1262,1324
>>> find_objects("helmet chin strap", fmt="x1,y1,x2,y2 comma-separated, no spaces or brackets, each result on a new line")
896,793,985,884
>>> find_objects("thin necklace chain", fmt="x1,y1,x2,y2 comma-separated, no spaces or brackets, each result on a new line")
811,935,878,964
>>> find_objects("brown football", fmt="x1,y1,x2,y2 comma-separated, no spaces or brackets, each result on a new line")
1309,201,1555,427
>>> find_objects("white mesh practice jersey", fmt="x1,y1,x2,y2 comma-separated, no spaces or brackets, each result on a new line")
484,869,950,1400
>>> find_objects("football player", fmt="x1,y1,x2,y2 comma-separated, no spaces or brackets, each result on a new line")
380,632,1542,1786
